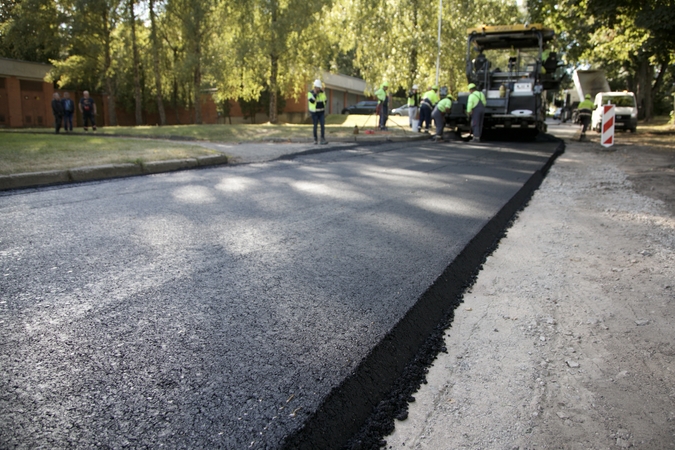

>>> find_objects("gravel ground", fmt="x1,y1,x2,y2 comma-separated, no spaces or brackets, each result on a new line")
386,124,675,449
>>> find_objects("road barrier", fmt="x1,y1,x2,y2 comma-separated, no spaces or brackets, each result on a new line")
601,104,615,148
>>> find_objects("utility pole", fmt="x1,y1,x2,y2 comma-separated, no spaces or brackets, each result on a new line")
435,0,442,86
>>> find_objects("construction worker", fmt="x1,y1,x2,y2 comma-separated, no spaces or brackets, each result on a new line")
375,82,390,130
467,83,486,142
418,85,439,133
308,79,328,145
431,96,453,141
577,93,595,137
407,85,420,129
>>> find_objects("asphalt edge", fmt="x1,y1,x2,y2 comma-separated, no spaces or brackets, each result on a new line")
0,154,230,191
0,136,430,192
281,139,566,450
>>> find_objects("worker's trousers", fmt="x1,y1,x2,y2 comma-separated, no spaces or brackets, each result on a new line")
471,102,485,138
431,106,445,137
311,110,325,141
379,105,389,130
419,104,432,131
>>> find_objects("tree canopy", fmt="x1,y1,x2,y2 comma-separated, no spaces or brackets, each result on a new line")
1,0,672,122
529,0,675,119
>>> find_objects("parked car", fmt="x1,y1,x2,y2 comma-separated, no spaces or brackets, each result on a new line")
342,101,378,115
390,104,410,116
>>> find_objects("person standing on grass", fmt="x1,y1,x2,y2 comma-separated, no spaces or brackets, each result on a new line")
61,92,75,132
51,92,64,134
375,82,390,131
79,91,97,131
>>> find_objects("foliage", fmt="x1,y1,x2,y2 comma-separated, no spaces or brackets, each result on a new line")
0,0,63,62
0,0,540,121
527,0,675,120
324,0,521,98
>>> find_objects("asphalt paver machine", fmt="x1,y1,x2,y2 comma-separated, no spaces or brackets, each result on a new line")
445,24,563,139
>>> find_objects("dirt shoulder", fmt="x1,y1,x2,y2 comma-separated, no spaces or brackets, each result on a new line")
386,126,675,449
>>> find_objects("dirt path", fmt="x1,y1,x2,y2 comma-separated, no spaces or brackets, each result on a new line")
386,132,675,449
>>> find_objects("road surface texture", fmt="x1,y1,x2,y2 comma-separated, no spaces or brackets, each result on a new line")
0,138,561,449
387,123,675,449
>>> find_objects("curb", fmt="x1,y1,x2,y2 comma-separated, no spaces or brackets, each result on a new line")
0,136,432,192
0,154,230,192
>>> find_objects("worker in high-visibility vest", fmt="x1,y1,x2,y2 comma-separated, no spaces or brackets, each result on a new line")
375,82,391,130
407,85,420,129
431,96,453,141
577,93,595,137
466,83,486,142
418,85,439,133
308,79,328,145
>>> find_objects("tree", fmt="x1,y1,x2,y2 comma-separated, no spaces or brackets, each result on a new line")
528,0,675,121
231,0,332,124
324,0,520,97
0,0,63,62
148,0,167,125
128,0,143,125
165,0,219,124
50,0,122,125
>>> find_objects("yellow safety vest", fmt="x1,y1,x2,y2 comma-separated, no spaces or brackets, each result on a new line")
308,90,327,113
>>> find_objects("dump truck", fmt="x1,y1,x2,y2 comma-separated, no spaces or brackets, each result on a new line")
444,24,563,138
564,70,610,123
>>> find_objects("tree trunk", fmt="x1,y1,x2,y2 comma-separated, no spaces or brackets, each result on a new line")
193,54,202,124
129,0,143,125
268,0,278,124
194,61,202,125
635,55,653,122
103,13,117,126
149,0,166,125
409,0,419,85
269,54,278,124
172,47,180,124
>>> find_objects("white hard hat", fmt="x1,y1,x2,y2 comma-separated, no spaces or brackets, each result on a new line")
313,79,322,88
412,85,419,90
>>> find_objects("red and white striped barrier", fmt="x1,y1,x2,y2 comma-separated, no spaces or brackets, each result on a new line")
601,104,615,148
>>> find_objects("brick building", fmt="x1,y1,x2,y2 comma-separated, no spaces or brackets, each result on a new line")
0,58,54,128
0,57,369,127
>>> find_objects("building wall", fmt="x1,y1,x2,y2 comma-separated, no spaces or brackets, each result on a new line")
1,71,368,128
0,78,9,126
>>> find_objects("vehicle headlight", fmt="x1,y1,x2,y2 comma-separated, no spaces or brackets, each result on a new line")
631,110,637,118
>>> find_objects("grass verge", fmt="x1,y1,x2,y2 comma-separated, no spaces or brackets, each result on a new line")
3,115,414,142
617,116,675,152
0,133,217,175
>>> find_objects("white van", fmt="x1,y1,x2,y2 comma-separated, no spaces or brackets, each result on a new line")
592,92,638,133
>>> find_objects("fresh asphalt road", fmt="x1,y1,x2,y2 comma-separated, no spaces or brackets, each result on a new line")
0,138,560,448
